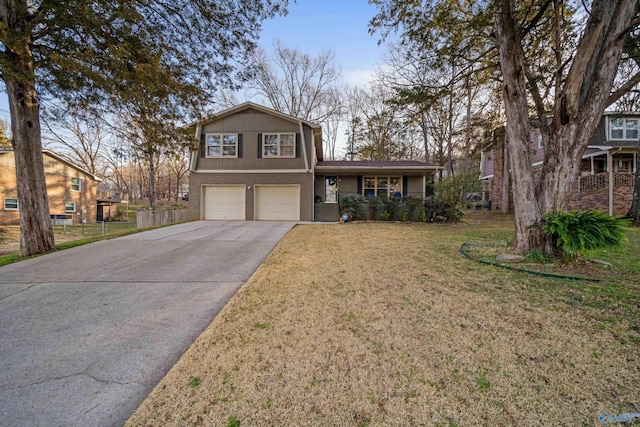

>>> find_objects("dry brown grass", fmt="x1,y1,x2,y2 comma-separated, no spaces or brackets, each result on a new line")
126,214,640,427
0,225,92,255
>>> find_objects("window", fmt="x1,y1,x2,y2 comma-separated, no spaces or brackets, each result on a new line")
71,177,82,192
65,201,76,212
4,197,18,210
610,118,639,140
263,133,295,158
205,133,238,158
363,176,402,199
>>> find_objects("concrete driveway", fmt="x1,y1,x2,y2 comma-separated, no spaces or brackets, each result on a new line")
0,220,295,427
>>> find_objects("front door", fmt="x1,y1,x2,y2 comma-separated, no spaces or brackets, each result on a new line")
325,176,337,203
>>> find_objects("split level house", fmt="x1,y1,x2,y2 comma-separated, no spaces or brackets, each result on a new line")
188,102,440,222
480,112,639,215
0,149,102,225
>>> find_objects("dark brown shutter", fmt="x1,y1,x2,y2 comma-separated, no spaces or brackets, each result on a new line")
295,133,301,158
403,176,408,197
257,133,262,158
199,132,205,158
357,175,363,194
237,134,243,158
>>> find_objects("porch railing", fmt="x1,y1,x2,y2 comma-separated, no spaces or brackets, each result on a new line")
578,172,636,192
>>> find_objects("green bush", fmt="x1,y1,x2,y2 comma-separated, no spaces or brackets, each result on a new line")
403,196,423,221
423,197,463,222
340,194,364,220
367,195,380,220
543,210,628,259
379,212,390,221
434,172,482,207
381,197,401,220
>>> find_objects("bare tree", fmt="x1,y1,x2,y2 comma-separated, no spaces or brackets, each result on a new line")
250,40,343,123
345,81,424,161
0,119,11,149
165,148,190,201
42,103,109,176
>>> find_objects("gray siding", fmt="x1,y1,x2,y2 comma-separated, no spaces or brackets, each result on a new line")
196,110,314,171
482,147,495,178
337,176,359,194
406,176,424,195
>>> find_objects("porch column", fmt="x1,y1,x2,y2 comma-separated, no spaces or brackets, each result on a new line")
608,151,613,215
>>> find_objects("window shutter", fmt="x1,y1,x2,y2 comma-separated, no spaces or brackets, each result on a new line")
199,133,205,158
357,175,363,194
403,176,408,197
237,134,243,158
257,133,262,158
296,133,301,158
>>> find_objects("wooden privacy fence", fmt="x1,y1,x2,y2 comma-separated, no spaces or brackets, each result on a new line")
136,209,189,228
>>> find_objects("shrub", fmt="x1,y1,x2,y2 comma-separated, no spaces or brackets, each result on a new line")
434,172,482,207
417,209,427,222
400,210,409,222
340,194,364,220
423,197,463,222
403,196,423,221
367,195,380,220
379,212,390,221
543,210,628,259
381,196,401,220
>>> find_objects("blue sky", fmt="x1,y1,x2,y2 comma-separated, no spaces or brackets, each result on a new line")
0,2,385,123
259,0,386,85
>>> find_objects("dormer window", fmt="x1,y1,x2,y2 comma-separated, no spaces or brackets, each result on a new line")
206,134,238,158
609,118,639,140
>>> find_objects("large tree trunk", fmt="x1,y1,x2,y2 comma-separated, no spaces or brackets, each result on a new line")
495,0,545,253
3,30,55,256
496,0,638,255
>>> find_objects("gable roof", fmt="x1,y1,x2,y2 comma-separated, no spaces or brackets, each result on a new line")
0,149,102,181
43,150,102,181
193,102,322,129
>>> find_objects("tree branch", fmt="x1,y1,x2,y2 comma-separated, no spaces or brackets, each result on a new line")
608,70,640,106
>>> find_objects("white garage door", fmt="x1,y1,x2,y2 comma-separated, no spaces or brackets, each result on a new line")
255,185,300,221
203,186,245,220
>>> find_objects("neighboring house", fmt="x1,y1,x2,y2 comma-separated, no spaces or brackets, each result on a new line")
480,112,639,215
96,183,129,221
0,149,102,225
188,102,440,222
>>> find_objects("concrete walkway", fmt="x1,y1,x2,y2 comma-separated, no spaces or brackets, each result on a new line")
0,221,295,427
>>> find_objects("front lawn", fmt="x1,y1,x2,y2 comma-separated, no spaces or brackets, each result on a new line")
126,213,640,426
